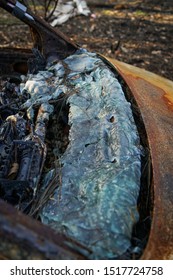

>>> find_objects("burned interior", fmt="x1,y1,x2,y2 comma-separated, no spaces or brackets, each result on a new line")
0,0,153,260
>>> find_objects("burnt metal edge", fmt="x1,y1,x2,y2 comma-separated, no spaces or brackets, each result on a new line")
101,56,173,260
99,54,153,259
0,0,78,60
0,198,86,260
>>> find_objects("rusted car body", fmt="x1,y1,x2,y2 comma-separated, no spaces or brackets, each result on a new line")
105,58,173,260
0,0,173,260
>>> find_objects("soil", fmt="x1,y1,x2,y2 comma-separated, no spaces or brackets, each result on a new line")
0,0,173,81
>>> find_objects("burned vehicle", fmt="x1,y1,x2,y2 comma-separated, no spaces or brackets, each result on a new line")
0,0,173,260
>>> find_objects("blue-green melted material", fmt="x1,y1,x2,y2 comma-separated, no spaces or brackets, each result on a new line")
41,50,141,259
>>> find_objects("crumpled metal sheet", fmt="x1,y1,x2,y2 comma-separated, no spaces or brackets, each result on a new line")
39,50,142,259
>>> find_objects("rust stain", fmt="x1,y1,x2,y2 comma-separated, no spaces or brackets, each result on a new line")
163,94,173,111
103,56,173,111
107,57,173,96
102,56,173,260
103,56,173,110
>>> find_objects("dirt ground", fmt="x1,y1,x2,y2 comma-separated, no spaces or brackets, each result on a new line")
0,0,173,81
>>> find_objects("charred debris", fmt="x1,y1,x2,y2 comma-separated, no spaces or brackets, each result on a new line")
0,1,152,259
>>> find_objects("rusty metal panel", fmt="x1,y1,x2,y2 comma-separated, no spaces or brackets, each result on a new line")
0,198,85,260
102,57,173,259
